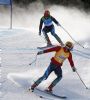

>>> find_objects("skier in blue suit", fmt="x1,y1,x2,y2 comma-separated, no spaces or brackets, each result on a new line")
39,10,64,46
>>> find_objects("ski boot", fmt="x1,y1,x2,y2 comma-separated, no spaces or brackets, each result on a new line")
29,83,38,92
45,84,54,93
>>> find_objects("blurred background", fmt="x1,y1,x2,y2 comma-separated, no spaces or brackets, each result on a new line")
0,0,90,41
13,0,90,12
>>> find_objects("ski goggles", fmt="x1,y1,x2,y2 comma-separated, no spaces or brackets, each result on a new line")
66,46,73,51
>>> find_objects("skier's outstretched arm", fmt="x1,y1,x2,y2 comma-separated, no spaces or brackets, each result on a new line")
68,53,76,72
37,46,61,55
51,16,61,26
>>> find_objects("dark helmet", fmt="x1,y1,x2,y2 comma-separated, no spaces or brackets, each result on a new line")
44,10,50,17
65,41,74,50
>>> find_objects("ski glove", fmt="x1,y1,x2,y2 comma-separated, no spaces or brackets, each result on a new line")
37,51,43,55
72,66,76,72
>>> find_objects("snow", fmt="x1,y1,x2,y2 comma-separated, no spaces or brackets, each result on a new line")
0,6,90,100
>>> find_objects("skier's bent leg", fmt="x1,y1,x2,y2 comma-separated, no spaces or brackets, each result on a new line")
47,76,62,92
31,75,47,90
52,33,64,46
48,66,62,91
31,63,53,90
43,32,52,45
34,75,47,86
50,76,62,87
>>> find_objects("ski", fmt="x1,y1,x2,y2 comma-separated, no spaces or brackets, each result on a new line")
39,93,67,99
39,95,59,100
37,45,58,50
36,88,67,99
28,88,67,99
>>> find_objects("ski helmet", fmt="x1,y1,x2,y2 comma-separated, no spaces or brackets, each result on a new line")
44,10,50,17
65,41,74,50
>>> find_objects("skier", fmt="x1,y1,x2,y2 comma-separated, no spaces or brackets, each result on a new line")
39,10,64,46
30,41,76,92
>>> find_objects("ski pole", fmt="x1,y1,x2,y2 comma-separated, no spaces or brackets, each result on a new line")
60,25,84,48
73,48,90,56
76,70,88,89
29,54,38,65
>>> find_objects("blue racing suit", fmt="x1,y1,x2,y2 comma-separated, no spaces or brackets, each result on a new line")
39,16,63,45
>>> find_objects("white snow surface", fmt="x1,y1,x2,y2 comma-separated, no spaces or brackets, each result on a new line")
0,6,90,100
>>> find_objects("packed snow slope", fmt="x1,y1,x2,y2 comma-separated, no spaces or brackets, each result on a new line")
0,28,90,100
0,6,90,100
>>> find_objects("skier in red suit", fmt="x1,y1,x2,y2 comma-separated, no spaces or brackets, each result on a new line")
30,41,76,92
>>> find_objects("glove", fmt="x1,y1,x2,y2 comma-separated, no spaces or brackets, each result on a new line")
57,23,61,26
37,51,43,55
72,66,76,72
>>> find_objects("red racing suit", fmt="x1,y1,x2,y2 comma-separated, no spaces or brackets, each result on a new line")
43,46,74,68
